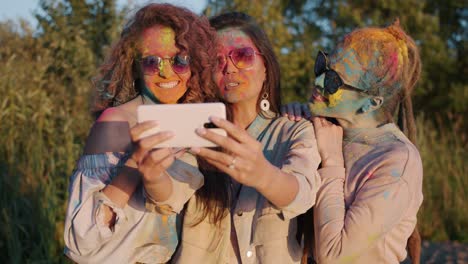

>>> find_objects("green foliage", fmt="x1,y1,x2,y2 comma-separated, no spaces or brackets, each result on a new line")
0,20,88,262
416,114,467,242
0,0,124,261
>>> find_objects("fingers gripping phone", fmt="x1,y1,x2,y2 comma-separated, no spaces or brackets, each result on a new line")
137,103,227,148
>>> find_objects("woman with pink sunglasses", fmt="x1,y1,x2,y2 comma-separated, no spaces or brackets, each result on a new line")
160,12,321,263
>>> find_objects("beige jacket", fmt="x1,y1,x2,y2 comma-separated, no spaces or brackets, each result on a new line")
149,114,321,264
313,123,424,263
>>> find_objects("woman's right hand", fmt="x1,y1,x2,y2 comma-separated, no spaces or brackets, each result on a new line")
129,121,183,185
280,102,312,121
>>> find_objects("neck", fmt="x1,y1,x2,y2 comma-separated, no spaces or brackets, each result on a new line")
231,101,258,129
336,114,385,134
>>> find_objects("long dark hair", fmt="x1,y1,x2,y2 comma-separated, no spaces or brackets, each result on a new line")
188,12,284,226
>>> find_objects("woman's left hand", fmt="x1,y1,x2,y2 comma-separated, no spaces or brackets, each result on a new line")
191,117,274,189
312,117,344,168
280,102,312,121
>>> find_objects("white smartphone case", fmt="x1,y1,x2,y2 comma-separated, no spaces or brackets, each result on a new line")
137,103,227,148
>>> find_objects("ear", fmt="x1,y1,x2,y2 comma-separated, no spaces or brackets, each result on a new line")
370,96,384,110
360,96,384,113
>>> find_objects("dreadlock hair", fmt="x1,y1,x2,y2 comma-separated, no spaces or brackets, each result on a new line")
302,19,422,264
380,19,421,144
329,19,421,143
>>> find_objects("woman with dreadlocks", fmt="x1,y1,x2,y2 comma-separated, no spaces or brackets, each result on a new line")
284,20,423,263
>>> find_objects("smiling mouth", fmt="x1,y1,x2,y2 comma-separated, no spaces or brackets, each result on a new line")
225,81,240,90
157,81,179,89
311,87,328,103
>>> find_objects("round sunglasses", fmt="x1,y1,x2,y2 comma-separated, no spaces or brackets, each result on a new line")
139,54,190,75
314,50,366,94
217,47,263,70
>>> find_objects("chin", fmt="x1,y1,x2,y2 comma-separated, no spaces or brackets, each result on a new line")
223,93,242,104
153,89,187,104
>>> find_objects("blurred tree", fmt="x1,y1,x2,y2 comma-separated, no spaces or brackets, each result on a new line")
34,0,123,106
0,1,124,261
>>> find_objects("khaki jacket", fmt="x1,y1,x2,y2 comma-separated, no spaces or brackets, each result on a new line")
149,114,321,264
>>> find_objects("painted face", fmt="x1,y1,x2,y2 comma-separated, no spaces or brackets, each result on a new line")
139,25,191,104
308,73,368,119
214,28,266,105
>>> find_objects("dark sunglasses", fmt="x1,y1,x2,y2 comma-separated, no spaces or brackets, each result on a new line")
217,47,262,70
139,54,190,75
314,50,365,94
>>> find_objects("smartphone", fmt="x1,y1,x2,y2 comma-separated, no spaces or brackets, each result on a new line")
137,103,227,148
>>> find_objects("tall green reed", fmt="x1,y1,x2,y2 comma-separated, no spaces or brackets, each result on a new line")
0,21,92,263
416,114,467,242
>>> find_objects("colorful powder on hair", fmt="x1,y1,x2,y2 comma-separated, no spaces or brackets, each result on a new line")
330,27,410,94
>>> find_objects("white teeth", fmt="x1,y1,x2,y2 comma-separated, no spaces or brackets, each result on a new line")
226,82,239,87
157,81,179,89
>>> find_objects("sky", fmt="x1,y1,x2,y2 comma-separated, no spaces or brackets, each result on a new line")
0,0,208,27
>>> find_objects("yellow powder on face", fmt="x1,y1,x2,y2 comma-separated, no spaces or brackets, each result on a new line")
160,27,175,48
328,89,344,107
308,101,327,112
140,26,176,55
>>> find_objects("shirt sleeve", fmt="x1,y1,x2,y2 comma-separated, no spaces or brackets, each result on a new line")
63,152,132,256
144,152,204,214
279,120,322,219
313,146,422,263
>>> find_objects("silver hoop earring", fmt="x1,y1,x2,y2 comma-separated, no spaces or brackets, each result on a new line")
260,92,270,112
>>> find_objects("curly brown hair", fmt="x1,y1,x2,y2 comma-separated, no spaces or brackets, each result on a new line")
91,3,219,117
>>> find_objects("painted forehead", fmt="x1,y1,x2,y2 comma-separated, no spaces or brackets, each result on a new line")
217,28,257,50
140,25,178,56
329,31,407,91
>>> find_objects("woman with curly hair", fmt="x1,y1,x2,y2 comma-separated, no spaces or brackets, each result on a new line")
63,3,218,263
